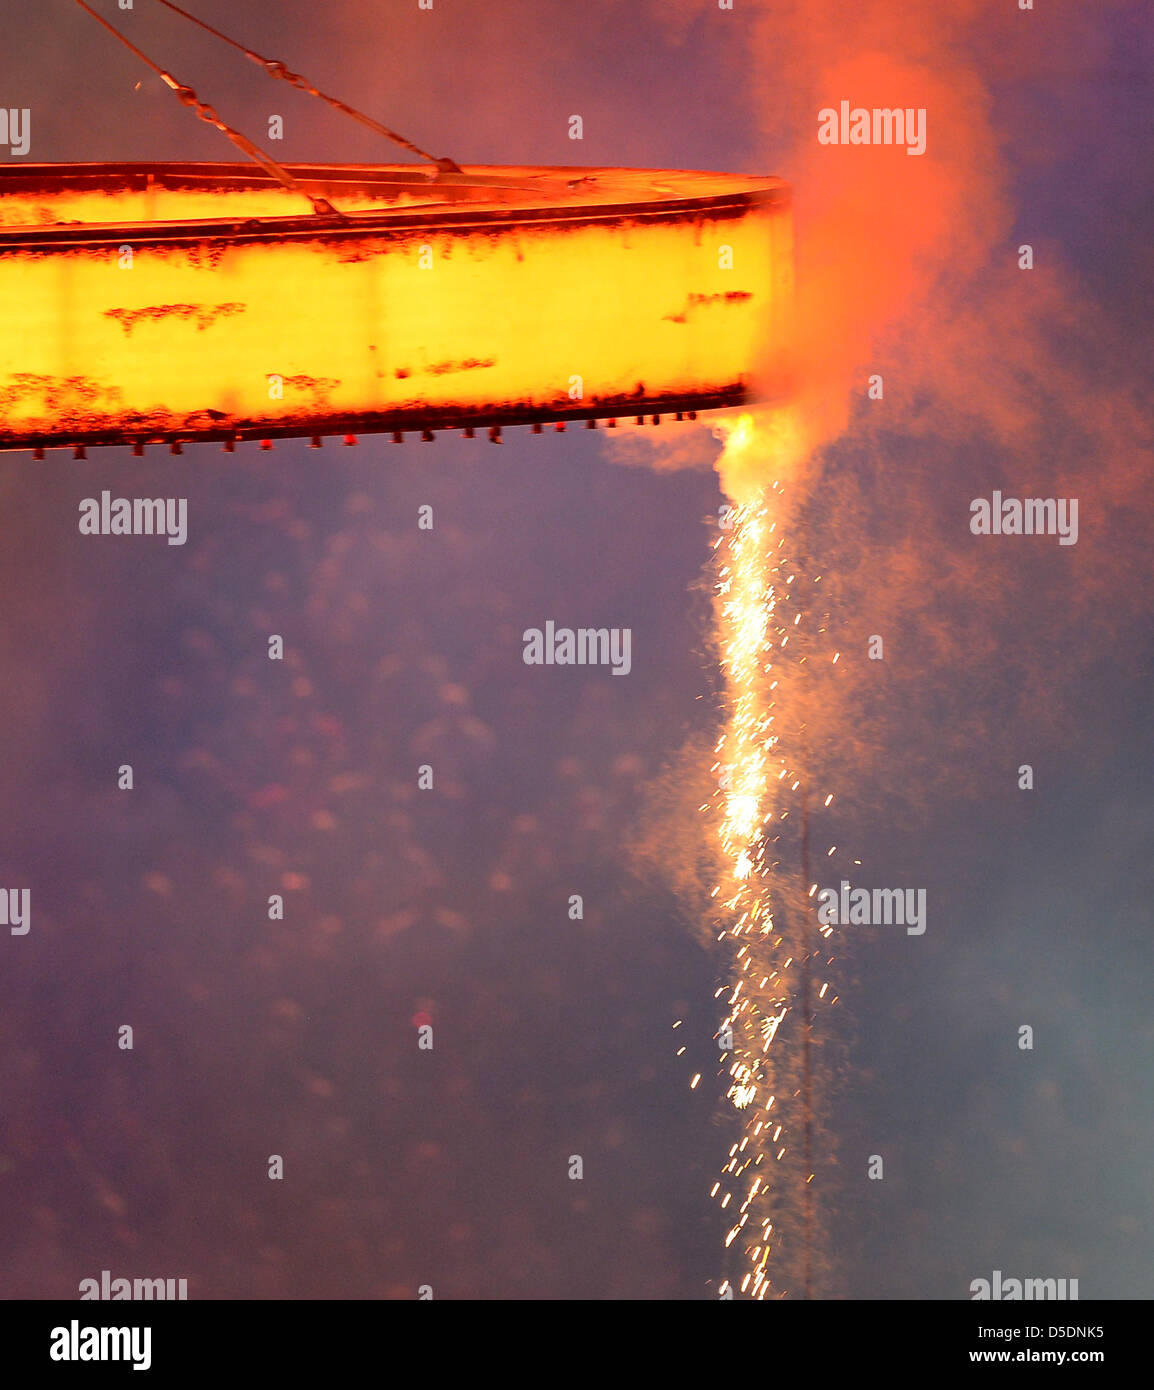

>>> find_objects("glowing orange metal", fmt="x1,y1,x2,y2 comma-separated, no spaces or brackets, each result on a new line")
0,162,791,452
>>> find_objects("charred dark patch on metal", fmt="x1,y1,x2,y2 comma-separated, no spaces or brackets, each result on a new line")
279,374,341,402
425,358,496,376
104,302,246,336
0,372,123,413
186,245,229,272
691,291,752,305
664,290,753,323
0,381,765,451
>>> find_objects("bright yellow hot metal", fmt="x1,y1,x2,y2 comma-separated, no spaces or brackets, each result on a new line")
0,162,791,450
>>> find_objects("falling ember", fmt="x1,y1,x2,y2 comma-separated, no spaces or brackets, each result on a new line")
706,409,840,1299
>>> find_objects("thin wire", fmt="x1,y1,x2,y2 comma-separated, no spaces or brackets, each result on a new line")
72,0,341,216
150,0,461,172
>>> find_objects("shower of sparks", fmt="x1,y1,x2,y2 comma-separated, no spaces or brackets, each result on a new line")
704,413,840,1300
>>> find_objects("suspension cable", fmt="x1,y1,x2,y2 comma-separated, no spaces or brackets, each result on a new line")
150,0,461,172
72,0,341,216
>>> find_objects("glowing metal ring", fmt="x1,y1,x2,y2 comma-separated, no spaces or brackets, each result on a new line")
0,163,791,452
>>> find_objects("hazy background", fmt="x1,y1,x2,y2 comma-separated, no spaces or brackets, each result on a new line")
0,0,1150,1298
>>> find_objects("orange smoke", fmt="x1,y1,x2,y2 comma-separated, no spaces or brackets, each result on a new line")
730,11,1012,498
628,0,1150,803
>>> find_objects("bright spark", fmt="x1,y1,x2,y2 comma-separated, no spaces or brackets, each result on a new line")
706,414,842,1300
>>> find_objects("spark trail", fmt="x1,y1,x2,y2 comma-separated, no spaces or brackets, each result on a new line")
707,413,840,1299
